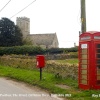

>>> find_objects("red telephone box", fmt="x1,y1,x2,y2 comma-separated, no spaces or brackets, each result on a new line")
36,55,45,68
79,31,100,90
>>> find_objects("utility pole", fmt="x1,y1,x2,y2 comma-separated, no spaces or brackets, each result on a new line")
81,0,86,33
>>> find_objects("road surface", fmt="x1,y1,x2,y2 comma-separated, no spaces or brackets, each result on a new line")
0,77,64,100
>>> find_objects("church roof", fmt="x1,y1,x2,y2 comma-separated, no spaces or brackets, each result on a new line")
28,33,57,45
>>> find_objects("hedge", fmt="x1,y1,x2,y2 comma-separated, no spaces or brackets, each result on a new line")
0,46,78,55
46,47,78,54
0,45,45,55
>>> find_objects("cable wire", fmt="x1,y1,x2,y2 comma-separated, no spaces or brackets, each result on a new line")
0,0,12,13
10,0,36,18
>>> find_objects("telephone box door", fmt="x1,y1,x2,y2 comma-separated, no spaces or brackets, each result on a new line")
79,42,90,89
94,43,100,86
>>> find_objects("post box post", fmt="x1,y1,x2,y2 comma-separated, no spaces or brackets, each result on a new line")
40,68,42,80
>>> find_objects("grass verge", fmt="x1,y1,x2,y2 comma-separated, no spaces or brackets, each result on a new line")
55,59,78,64
0,65,100,100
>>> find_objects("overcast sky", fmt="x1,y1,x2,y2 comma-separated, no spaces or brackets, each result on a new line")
0,0,100,48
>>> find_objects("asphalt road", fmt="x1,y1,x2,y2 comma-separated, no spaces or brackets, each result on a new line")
0,77,64,100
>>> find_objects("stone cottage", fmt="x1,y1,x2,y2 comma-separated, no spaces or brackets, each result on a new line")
16,17,59,48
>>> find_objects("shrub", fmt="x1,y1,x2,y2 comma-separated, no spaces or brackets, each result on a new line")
46,47,78,54
0,45,45,55
0,46,78,56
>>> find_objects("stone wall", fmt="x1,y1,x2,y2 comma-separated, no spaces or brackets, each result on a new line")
16,17,30,39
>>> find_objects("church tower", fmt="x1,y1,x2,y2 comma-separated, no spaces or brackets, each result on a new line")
16,17,30,39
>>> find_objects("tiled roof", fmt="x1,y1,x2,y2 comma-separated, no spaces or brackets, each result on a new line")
28,33,57,45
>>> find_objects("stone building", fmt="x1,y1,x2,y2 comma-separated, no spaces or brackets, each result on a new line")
16,17,59,48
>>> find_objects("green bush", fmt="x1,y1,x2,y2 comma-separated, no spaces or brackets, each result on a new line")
0,45,45,55
0,45,78,56
68,52,78,58
46,47,78,54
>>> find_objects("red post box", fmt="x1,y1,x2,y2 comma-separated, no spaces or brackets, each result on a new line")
36,55,45,68
79,31,100,90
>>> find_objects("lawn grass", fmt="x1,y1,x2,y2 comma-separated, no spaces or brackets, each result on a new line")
0,65,100,100
55,59,78,64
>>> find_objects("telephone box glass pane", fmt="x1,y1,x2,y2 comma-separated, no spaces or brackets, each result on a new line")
81,75,87,80
82,55,87,59
81,65,87,69
97,49,100,53
97,44,100,48
97,65,100,69
97,54,100,58
81,80,87,85
97,70,100,75
81,70,87,74
97,76,100,80
82,49,87,54
82,60,87,64
97,60,100,64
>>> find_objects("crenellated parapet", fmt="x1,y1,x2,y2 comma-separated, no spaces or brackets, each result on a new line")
16,17,30,22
